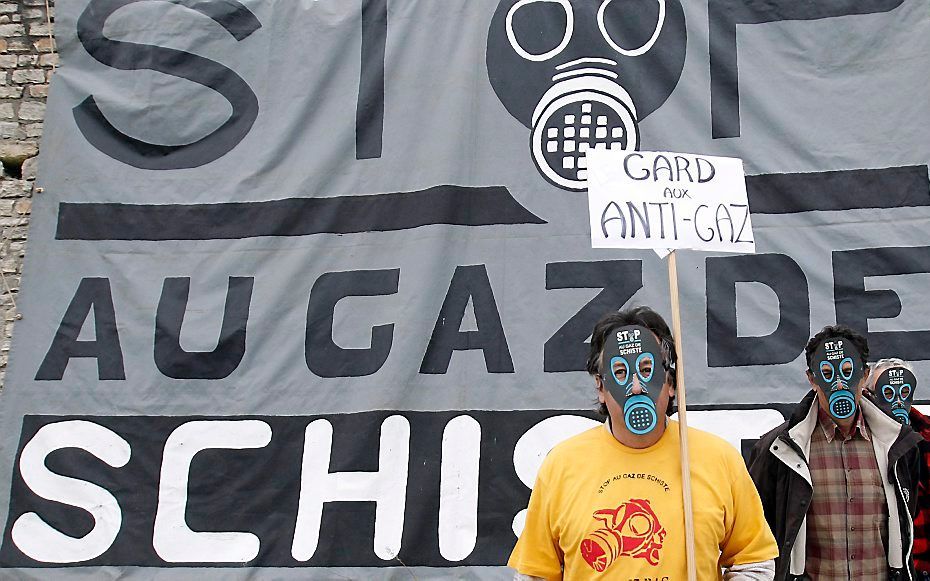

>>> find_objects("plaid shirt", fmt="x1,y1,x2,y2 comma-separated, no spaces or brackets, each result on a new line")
806,407,889,580
910,408,930,578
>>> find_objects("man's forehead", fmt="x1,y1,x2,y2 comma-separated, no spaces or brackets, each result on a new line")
608,324,658,341
601,324,661,363
814,336,859,354
879,366,915,381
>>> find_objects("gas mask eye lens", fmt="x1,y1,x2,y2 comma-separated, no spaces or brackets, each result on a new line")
611,357,630,386
597,0,666,57
883,385,896,402
636,352,654,382
506,0,574,62
839,357,854,381
901,384,912,400
820,361,834,383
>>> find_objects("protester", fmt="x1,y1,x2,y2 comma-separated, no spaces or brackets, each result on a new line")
749,326,922,580
866,358,920,427
866,358,930,580
509,306,777,580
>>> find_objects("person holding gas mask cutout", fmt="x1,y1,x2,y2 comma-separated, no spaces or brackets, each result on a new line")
865,359,930,581
749,326,922,580
509,306,777,580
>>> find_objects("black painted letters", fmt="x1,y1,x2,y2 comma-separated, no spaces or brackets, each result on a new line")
74,0,261,169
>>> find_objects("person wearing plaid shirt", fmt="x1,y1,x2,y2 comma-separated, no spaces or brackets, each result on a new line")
864,358,930,581
748,325,922,581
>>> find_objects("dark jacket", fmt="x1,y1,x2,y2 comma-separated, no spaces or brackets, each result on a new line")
748,390,923,581
907,408,930,581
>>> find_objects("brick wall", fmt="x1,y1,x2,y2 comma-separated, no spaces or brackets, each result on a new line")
0,0,54,387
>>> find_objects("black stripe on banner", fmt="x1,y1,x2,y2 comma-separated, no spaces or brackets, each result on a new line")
0,406,792,568
356,0,387,160
746,165,930,214
55,185,546,241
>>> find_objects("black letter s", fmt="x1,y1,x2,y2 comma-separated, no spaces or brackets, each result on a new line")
74,0,261,169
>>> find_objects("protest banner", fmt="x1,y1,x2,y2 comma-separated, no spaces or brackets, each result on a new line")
0,0,927,577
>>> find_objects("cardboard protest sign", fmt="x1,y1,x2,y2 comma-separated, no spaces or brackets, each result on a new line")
587,150,754,255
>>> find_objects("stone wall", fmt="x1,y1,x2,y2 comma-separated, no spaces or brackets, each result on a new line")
0,0,54,387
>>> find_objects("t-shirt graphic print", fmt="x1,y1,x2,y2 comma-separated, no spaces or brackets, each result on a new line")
581,497,667,571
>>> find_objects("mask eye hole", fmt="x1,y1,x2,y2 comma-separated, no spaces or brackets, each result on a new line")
597,0,665,57
610,357,629,386
636,352,654,382
883,385,896,402
506,0,574,62
901,384,912,400
839,357,854,381
820,361,834,383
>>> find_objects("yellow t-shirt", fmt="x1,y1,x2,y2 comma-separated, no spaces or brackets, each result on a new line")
508,420,777,580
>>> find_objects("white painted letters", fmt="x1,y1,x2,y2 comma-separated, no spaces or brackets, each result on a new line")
12,420,130,563
153,420,271,562
438,415,481,561
292,415,410,561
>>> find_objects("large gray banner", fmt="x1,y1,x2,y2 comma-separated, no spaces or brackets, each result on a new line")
0,0,928,576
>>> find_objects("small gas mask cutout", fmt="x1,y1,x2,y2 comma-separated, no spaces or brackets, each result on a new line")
600,324,669,434
487,0,686,191
809,337,864,421
875,366,917,425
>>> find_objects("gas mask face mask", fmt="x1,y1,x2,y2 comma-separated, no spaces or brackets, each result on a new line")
487,0,686,191
599,325,670,435
809,337,864,421
875,366,917,425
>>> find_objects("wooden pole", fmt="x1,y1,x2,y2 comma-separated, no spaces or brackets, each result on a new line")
667,250,697,581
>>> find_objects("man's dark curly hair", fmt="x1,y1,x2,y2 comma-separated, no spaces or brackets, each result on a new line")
804,324,870,372
587,306,677,417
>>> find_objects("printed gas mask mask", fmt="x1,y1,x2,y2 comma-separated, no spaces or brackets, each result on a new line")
809,337,865,421
487,0,686,191
599,325,670,435
875,366,917,425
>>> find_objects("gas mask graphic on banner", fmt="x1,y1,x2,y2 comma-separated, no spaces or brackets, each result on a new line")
875,367,917,425
600,325,669,435
487,0,686,191
809,337,865,421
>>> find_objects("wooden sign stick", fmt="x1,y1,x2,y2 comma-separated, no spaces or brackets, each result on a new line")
668,250,697,581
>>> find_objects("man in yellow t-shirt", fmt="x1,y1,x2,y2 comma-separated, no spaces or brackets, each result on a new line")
508,306,777,580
